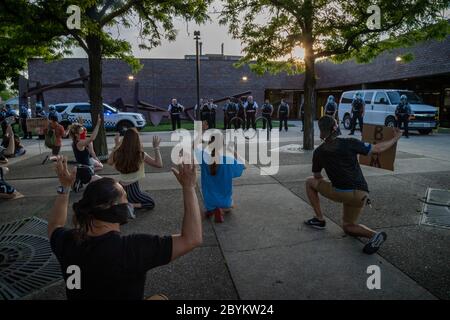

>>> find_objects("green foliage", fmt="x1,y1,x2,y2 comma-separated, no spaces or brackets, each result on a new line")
220,0,450,75
0,0,212,79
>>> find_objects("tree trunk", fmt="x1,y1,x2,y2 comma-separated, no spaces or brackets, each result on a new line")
86,34,108,159
302,37,316,150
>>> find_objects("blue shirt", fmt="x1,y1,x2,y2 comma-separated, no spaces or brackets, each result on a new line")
196,150,245,211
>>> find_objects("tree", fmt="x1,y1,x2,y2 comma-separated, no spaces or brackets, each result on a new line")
0,0,211,156
220,0,450,149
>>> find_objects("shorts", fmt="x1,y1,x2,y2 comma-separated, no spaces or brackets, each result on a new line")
316,180,368,224
51,146,61,156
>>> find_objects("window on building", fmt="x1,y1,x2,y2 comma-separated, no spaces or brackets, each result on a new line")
374,92,389,105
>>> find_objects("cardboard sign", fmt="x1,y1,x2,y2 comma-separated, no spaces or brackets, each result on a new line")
26,118,48,133
359,124,397,171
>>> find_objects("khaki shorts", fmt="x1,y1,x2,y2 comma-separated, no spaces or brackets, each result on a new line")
317,180,368,224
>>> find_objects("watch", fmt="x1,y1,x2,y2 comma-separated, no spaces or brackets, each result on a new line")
57,186,70,195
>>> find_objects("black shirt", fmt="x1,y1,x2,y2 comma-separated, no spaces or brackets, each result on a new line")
312,138,372,192
50,227,173,300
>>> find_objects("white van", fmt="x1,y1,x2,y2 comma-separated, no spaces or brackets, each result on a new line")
338,90,439,135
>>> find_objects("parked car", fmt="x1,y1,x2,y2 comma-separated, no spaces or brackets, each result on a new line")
49,102,146,132
338,90,439,135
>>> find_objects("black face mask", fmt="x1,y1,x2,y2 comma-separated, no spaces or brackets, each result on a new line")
92,203,133,225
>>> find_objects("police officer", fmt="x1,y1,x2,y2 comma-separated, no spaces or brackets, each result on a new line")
395,94,412,138
226,99,239,129
35,103,47,140
237,97,246,130
19,104,32,139
200,100,211,127
324,95,341,135
349,92,365,135
223,97,232,129
48,105,58,120
168,98,184,131
244,96,258,130
261,99,274,131
278,99,290,132
208,99,217,129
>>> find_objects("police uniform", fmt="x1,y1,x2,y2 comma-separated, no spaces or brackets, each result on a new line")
325,101,341,136
245,100,258,130
261,102,273,131
209,102,217,128
395,101,412,138
226,102,239,129
278,102,289,132
237,100,246,129
350,96,364,135
200,103,211,127
19,105,32,139
168,103,184,130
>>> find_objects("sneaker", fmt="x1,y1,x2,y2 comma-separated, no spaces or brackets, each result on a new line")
304,217,326,230
349,132,355,136
363,232,387,255
41,155,49,165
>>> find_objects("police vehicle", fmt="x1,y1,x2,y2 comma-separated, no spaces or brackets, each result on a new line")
338,90,439,135
49,102,146,132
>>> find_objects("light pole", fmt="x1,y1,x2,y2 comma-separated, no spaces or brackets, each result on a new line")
194,31,201,120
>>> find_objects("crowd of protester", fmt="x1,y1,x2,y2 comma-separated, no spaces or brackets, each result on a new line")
0,92,411,299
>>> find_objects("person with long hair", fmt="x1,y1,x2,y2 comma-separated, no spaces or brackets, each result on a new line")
68,115,103,171
108,128,163,211
48,156,202,300
196,121,246,223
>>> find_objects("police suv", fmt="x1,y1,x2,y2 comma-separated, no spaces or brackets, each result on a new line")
338,90,439,135
49,102,146,132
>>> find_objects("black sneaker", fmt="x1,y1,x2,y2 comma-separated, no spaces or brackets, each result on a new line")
349,132,354,135
304,217,326,230
363,232,387,255
72,179,83,193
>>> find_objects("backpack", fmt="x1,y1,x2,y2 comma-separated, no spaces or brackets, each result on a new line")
45,125,56,149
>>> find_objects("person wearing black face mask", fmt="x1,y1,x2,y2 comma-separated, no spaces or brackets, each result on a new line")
304,116,402,254
48,156,202,300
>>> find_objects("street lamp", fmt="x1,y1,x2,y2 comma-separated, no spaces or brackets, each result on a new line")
242,76,248,82
194,30,201,120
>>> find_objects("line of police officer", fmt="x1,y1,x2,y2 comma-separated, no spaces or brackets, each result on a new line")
333,92,412,137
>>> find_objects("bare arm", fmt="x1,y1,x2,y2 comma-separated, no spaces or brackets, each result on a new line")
77,115,102,149
47,156,76,238
371,128,402,154
170,161,202,261
143,136,163,168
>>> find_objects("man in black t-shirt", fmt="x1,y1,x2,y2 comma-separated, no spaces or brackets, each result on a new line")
304,116,402,254
48,156,202,299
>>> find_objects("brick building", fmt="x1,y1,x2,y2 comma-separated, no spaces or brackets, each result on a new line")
27,35,450,127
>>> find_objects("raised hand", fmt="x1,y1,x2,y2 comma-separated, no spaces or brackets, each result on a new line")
152,136,161,149
171,160,196,189
55,156,76,188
